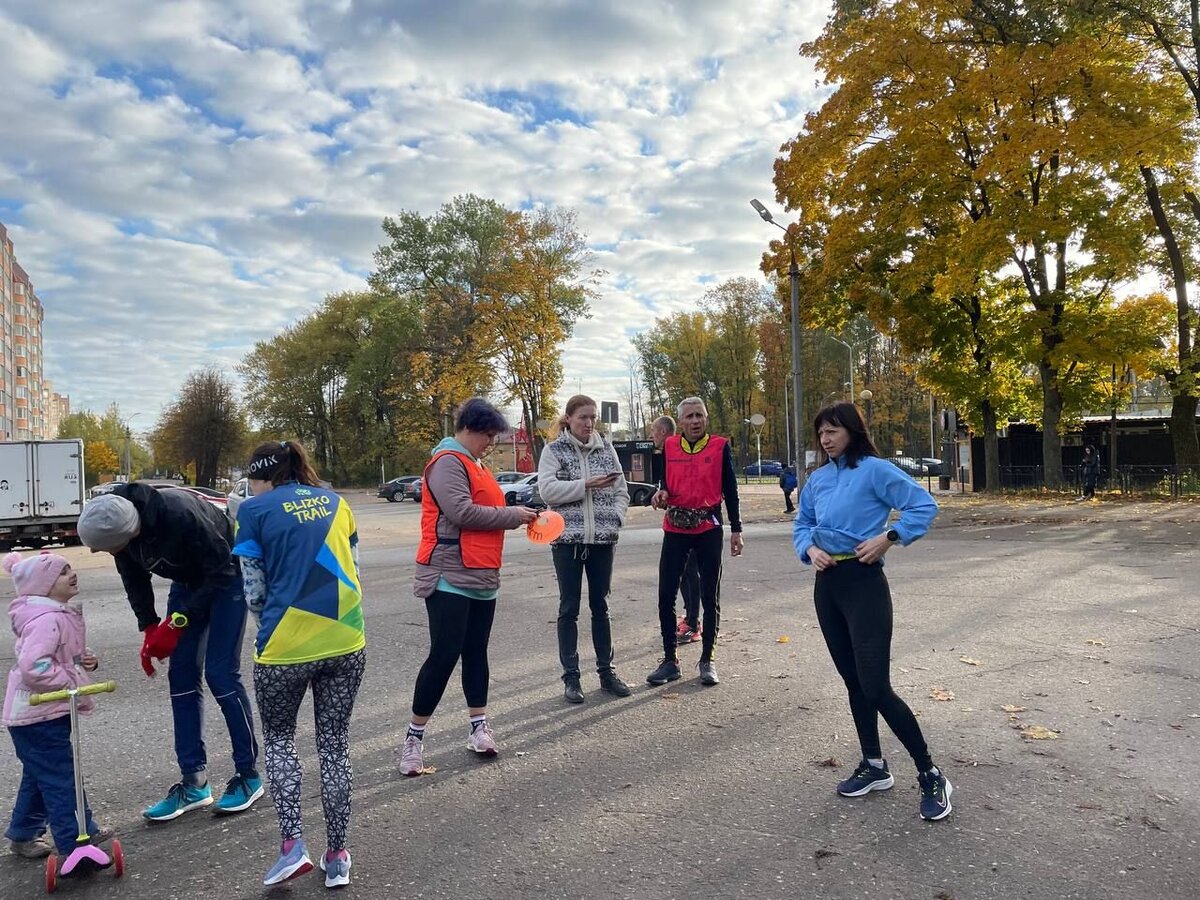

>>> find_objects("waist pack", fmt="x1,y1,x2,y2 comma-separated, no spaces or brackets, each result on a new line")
666,505,718,530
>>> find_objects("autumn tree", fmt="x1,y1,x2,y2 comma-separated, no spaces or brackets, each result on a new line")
773,0,1191,487
151,368,246,488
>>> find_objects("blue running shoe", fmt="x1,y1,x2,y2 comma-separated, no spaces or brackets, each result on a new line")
320,850,352,889
263,840,314,886
918,768,953,821
214,773,264,815
143,782,213,822
837,759,895,797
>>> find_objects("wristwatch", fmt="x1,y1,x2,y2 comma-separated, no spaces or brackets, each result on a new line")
885,528,900,543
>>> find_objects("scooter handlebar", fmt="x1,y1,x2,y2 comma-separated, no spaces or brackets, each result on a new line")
29,681,117,706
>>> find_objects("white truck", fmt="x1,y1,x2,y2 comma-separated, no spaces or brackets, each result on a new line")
0,439,86,550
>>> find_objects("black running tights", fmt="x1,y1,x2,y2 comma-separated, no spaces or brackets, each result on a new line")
814,561,933,772
411,591,496,717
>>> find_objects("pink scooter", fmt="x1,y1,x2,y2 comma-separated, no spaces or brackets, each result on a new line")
29,681,125,893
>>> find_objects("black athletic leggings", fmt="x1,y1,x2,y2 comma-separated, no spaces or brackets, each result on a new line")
814,560,933,772
412,590,497,717
658,528,722,662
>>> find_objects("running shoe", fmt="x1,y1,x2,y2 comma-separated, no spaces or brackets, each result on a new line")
320,850,352,889
467,721,498,756
263,840,314,886
646,657,681,686
143,781,213,821
698,660,720,686
399,735,424,776
675,619,702,645
214,773,264,814
599,671,632,697
918,768,953,821
837,760,895,797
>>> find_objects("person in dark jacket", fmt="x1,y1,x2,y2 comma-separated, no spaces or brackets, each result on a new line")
76,484,262,822
780,465,799,513
1079,445,1101,500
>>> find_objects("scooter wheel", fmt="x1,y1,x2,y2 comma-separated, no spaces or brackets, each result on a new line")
45,854,57,893
111,839,124,877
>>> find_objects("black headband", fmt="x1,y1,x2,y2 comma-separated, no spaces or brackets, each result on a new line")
247,445,288,480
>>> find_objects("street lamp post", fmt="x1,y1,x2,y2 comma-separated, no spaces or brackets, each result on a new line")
751,199,805,480
826,335,855,399
123,412,142,481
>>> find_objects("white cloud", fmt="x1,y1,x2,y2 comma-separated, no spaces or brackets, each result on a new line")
0,0,832,428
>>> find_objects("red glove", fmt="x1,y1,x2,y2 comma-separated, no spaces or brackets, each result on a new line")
140,616,186,676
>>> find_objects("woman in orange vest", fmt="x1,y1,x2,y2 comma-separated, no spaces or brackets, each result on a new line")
399,398,536,777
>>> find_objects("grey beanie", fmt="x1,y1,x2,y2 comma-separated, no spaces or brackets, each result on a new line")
78,493,141,551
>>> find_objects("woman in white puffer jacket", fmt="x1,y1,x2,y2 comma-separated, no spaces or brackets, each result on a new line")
537,394,631,704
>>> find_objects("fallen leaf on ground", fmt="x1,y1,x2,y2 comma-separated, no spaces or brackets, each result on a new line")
814,848,839,860
660,693,679,700
776,635,790,643
930,687,955,701
1001,704,1027,713
1085,639,1106,647
1019,724,1059,740
1075,679,1091,685
814,757,840,768
420,766,437,774
959,656,982,666
769,672,790,679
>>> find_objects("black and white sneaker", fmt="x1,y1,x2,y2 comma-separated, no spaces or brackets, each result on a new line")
837,759,896,797
646,657,681,686
918,768,953,820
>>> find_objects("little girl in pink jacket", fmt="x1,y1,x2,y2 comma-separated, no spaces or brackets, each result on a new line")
2,551,109,859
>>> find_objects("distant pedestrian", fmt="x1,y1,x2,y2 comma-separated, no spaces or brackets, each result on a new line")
647,398,743,688
538,395,632,704
650,416,702,645
399,399,537,777
780,465,798,514
232,440,366,888
1080,445,1100,500
793,402,951,821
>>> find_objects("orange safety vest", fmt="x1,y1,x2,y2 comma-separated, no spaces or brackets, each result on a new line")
417,449,507,570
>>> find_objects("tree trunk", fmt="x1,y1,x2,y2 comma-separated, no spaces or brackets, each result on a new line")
980,399,1000,493
1143,167,1199,466
1171,394,1200,466
1040,362,1065,489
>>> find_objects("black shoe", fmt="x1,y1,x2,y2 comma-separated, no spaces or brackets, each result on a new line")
599,672,632,697
563,676,585,704
837,759,895,797
918,768,953,820
645,657,681,686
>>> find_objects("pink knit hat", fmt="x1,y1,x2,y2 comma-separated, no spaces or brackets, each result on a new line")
3,551,69,599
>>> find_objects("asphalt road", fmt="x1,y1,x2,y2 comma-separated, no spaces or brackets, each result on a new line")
0,491,1197,899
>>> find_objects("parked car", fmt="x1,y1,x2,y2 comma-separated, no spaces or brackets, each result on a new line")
744,459,785,477
627,481,657,506
227,477,251,519
378,475,421,502
889,456,939,478
507,479,545,509
494,471,526,484
404,477,423,503
161,485,229,514
503,473,539,505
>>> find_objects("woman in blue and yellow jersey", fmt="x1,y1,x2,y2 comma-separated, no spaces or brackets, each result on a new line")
232,440,365,889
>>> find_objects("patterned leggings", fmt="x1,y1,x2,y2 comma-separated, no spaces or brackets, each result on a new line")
253,649,366,850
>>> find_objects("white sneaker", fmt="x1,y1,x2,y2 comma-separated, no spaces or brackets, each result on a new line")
399,735,424,777
466,721,498,756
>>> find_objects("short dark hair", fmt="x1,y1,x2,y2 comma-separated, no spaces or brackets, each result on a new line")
813,402,880,468
455,397,509,435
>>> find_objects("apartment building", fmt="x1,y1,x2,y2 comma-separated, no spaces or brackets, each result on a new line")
0,222,49,440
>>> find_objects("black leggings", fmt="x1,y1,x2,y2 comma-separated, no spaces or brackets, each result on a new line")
814,561,933,772
658,528,722,662
412,590,496,717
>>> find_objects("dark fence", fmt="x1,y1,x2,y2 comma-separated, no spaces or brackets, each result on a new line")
995,464,1200,497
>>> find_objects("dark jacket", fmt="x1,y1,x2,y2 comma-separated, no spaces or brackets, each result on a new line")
109,483,238,632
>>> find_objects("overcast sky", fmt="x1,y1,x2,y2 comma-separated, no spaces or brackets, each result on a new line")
0,1,829,427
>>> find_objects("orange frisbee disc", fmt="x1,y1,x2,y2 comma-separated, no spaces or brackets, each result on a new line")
526,510,565,544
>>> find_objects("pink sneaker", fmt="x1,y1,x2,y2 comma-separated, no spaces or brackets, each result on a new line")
399,735,424,776
466,722,498,756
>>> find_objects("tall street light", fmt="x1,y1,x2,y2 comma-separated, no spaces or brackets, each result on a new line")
751,198,805,481
123,412,142,480
826,335,855,400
